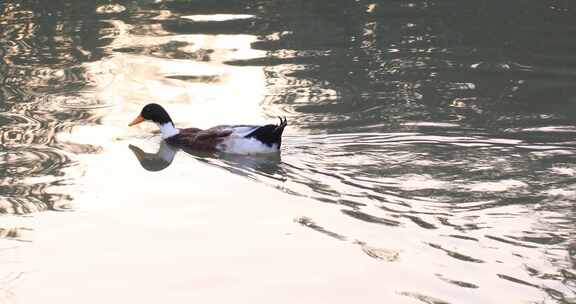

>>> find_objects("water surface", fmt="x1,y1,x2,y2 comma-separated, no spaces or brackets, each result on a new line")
1,0,576,303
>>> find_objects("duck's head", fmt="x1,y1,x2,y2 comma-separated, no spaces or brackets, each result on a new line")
129,103,174,127
129,103,179,139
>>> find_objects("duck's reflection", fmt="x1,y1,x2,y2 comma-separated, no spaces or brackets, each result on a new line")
128,142,177,172
128,142,285,181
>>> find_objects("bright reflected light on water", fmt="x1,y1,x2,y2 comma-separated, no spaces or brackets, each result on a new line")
85,18,268,131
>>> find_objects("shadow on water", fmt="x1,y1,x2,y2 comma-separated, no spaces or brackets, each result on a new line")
247,0,576,132
128,141,284,180
128,140,404,262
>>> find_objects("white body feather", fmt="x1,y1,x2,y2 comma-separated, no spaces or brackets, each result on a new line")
218,126,280,154
217,137,279,154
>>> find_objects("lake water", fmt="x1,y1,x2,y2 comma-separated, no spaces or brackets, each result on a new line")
1,0,576,303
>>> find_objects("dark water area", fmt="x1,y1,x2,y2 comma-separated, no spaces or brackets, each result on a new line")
1,0,576,303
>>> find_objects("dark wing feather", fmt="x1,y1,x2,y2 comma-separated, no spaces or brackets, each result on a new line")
166,126,232,150
244,117,287,147
194,126,234,141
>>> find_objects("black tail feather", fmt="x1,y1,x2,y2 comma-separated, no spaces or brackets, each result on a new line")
245,117,287,148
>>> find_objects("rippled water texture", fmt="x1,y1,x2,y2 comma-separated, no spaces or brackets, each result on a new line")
1,0,576,303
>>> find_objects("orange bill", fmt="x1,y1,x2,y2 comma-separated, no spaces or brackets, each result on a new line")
129,115,145,127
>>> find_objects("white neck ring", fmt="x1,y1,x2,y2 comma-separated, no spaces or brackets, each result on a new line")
159,123,179,139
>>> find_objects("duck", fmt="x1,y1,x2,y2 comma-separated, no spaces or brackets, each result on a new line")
128,103,287,154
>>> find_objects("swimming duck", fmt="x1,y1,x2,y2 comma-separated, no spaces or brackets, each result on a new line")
128,103,287,154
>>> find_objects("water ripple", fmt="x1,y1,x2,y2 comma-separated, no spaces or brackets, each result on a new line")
0,146,72,178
